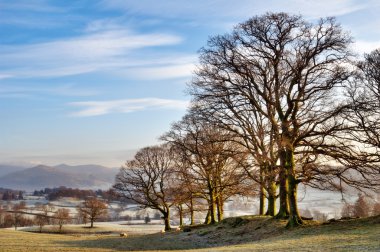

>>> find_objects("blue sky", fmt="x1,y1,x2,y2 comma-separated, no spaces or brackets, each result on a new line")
1,0,380,167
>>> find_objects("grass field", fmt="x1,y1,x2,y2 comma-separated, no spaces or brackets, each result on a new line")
0,215,379,252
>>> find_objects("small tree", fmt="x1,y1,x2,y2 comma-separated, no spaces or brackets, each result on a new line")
34,204,52,233
353,194,370,218
17,191,23,200
54,208,70,233
0,205,5,227
144,215,151,224
77,198,108,228
12,201,27,230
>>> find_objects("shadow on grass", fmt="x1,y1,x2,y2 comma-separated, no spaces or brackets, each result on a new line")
53,216,283,251
54,232,215,251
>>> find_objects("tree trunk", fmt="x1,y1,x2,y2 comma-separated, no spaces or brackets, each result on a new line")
266,181,277,216
204,209,211,224
90,219,94,228
189,197,194,225
209,196,216,224
259,169,265,215
178,205,183,226
276,154,289,219
208,184,216,224
163,209,171,231
284,148,303,228
287,171,303,227
216,196,224,222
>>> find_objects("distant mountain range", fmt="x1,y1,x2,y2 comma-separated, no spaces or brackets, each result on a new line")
0,164,120,191
0,164,29,177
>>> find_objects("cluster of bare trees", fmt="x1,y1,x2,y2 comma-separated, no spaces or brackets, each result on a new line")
113,142,252,230
0,202,32,229
114,12,380,229
0,197,108,232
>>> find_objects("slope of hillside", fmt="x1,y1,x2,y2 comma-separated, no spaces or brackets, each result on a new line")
0,164,29,177
0,215,378,251
0,164,119,191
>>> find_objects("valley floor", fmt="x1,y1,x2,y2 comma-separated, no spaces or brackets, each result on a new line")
0,215,379,252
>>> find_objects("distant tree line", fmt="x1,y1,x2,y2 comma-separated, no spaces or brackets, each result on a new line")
0,201,32,229
0,197,110,231
46,187,96,201
114,12,380,229
0,188,23,201
32,187,126,202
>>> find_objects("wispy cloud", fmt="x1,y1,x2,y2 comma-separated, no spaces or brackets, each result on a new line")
69,98,189,117
100,0,376,21
1,0,62,13
0,74,13,80
122,63,195,80
0,29,186,79
0,83,98,98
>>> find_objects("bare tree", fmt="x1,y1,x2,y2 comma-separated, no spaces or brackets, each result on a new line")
12,201,27,230
53,208,70,233
77,198,108,228
162,113,250,224
342,49,380,192
113,144,176,231
170,147,207,225
189,12,354,227
353,193,370,218
0,204,5,227
34,203,53,233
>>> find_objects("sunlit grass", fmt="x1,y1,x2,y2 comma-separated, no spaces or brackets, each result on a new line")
0,215,379,252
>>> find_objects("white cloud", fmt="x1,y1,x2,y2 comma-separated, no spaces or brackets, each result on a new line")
69,98,189,117
0,83,98,98
0,74,13,80
0,29,184,79
1,0,62,13
277,0,371,19
352,40,380,55
100,0,376,21
124,63,195,80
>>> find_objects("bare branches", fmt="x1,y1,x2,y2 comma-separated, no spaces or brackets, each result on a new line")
77,198,108,228
113,144,176,230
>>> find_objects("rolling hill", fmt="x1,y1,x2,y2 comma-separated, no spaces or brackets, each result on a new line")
0,164,29,177
0,164,119,191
